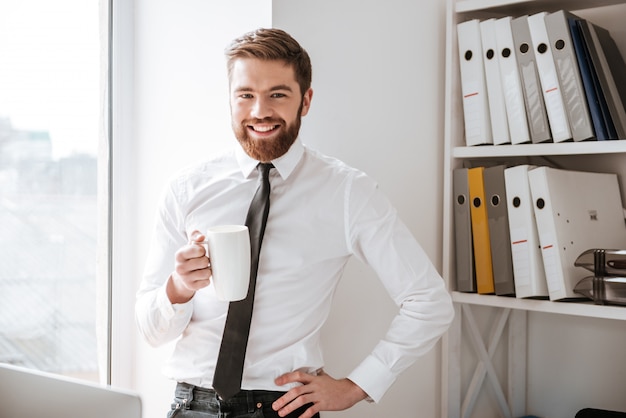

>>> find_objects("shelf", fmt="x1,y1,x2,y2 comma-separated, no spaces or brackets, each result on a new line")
452,291,626,320
455,0,626,15
452,140,626,158
443,0,626,415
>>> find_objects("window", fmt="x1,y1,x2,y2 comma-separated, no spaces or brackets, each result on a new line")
0,0,104,382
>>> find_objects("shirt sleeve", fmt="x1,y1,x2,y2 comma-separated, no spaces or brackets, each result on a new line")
134,178,194,347
344,172,454,403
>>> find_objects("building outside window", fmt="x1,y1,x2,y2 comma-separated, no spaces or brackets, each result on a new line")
0,0,102,382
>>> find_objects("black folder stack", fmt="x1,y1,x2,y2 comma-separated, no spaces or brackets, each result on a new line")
574,249,626,305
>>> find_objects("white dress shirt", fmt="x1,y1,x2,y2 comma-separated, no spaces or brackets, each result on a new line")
135,138,454,402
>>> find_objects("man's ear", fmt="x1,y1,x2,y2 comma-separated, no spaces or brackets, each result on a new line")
300,88,313,117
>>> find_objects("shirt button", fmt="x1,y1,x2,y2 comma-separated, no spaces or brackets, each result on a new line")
256,402,262,409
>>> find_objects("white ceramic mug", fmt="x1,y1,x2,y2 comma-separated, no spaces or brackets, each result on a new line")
205,225,251,302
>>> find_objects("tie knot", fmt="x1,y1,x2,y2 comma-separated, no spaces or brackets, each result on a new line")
257,163,273,179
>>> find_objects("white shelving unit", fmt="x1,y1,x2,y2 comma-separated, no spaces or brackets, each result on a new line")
441,0,626,416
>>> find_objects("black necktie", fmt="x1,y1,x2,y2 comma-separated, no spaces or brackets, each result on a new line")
212,163,272,400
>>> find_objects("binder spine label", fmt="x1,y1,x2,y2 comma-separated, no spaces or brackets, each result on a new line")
510,228,531,287
540,232,562,292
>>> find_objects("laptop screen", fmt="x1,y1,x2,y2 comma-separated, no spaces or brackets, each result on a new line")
0,363,142,418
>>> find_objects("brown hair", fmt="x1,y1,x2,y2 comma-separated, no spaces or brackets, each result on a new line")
225,28,312,96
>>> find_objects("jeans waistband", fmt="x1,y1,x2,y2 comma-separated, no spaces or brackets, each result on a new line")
174,382,287,413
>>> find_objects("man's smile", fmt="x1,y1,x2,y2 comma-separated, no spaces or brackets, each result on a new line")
249,124,280,133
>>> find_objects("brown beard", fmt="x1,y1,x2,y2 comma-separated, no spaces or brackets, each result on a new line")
233,104,303,162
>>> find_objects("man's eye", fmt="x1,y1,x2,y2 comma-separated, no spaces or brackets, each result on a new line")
271,93,286,98
240,93,253,99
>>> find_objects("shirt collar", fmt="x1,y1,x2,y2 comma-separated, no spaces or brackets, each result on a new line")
236,138,304,180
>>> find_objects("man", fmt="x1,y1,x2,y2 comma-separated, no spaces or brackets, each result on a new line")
135,28,454,418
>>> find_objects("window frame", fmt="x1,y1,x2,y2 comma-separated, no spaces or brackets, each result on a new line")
105,0,136,387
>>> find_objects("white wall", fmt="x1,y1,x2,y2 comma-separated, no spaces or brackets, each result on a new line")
526,312,626,417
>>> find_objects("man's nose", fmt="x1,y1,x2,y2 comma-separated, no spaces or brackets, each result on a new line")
251,97,273,119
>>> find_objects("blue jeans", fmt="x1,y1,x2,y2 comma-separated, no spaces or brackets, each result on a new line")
167,383,321,418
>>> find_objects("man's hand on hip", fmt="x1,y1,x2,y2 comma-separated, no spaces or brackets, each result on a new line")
272,369,368,418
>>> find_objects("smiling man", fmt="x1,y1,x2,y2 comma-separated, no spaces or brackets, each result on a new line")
135,28,454,418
